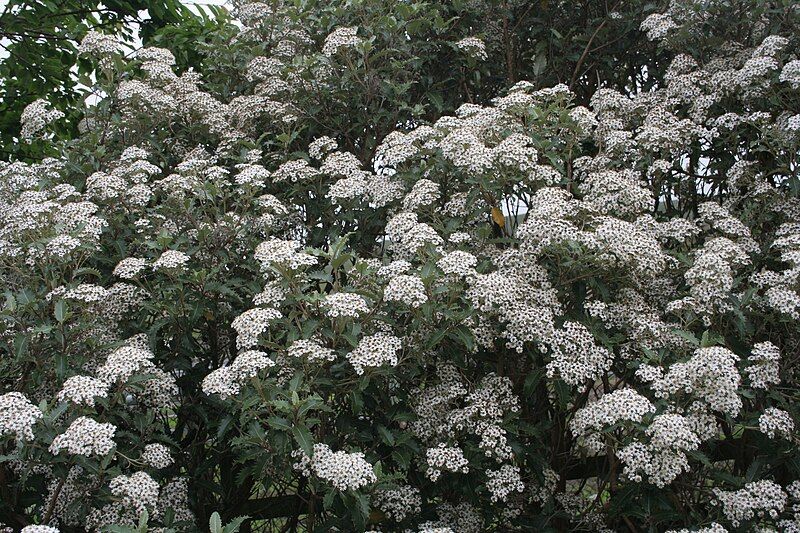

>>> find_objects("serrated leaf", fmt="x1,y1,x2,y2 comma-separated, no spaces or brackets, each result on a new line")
292,424,314,456
223,516,249,533
209,512,223,533
267,416,292,431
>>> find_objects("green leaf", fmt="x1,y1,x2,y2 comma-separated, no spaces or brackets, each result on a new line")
672,329,699,347
209,512,223,533
54,299,67,322
292,424,314,456
267,416,292,431
137,509,149,532
377,425,395,446
223,516,249,533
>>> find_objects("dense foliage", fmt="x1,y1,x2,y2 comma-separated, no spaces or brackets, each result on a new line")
0,0,224,162
1,0,799,531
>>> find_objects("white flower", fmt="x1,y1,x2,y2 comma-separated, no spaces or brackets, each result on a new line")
109,471,159,513
322,27,362,56
384,274,428,308
57,376,110,407
231,308,282,349
152,250,190,271
323,292,370,318
455,37,488,61
292,443,376,491
485,465,524,502
142,443,174,468
0,392,43,441
50,417,116,456
347,333,403,374
758,407,794,439
426,444,469,481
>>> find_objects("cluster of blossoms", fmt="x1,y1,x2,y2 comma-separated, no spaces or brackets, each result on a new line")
323,292,370,318
618,413,701,488
287,339,337,363
109,472,160,514
570,389,655,454
0,392,43,441
411,365,519,462
2,0,800,530
20,99,64,140
49,416,116,457
425,443,470,481
712,480,787,527
292,443,376,491
485,465,525,502
758,408,795,440
322,27,362,56
346,332,403,374
201,350,274,398
57,376,109,407
384,274,428,308
231,307,282,348
142,443,174,468
640,347,743,417
372,485,422,522
454,37,488,61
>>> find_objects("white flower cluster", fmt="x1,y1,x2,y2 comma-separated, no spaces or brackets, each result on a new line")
712,480,787,527
322,27,362,57
96,345,156,383
287,339,337,362
57,375,110,407
385,211,444,259
758,407,794,439
254,238,317,272
231,307,282,349
455,37,488,61
546,322,613,386
437,250,477,278
465,255,562,353
384,274,428,308
113,257,148,279
49,416,116,457
201,350,274,398
59,283,108,303
402,178,440,211
666,524,728,533
78,30,121,58
0,392,43,441
485,464,524,502
640,13,678,41
21,527,60,533
292,443,376,491
20,99,64,140
109,471,160,513
272,159,319,182
644,347,743,417
152,250,190,271
142,443,174,468
346,332,403,374
745,341,781,389
410,365,519,462
619,413,700,487
323,292,370,318
571,389,655,453
426,443,469,481
372,484,422,521
309,136,338,160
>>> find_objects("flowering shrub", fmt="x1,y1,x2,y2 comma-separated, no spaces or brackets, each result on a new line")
1,0,799,531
